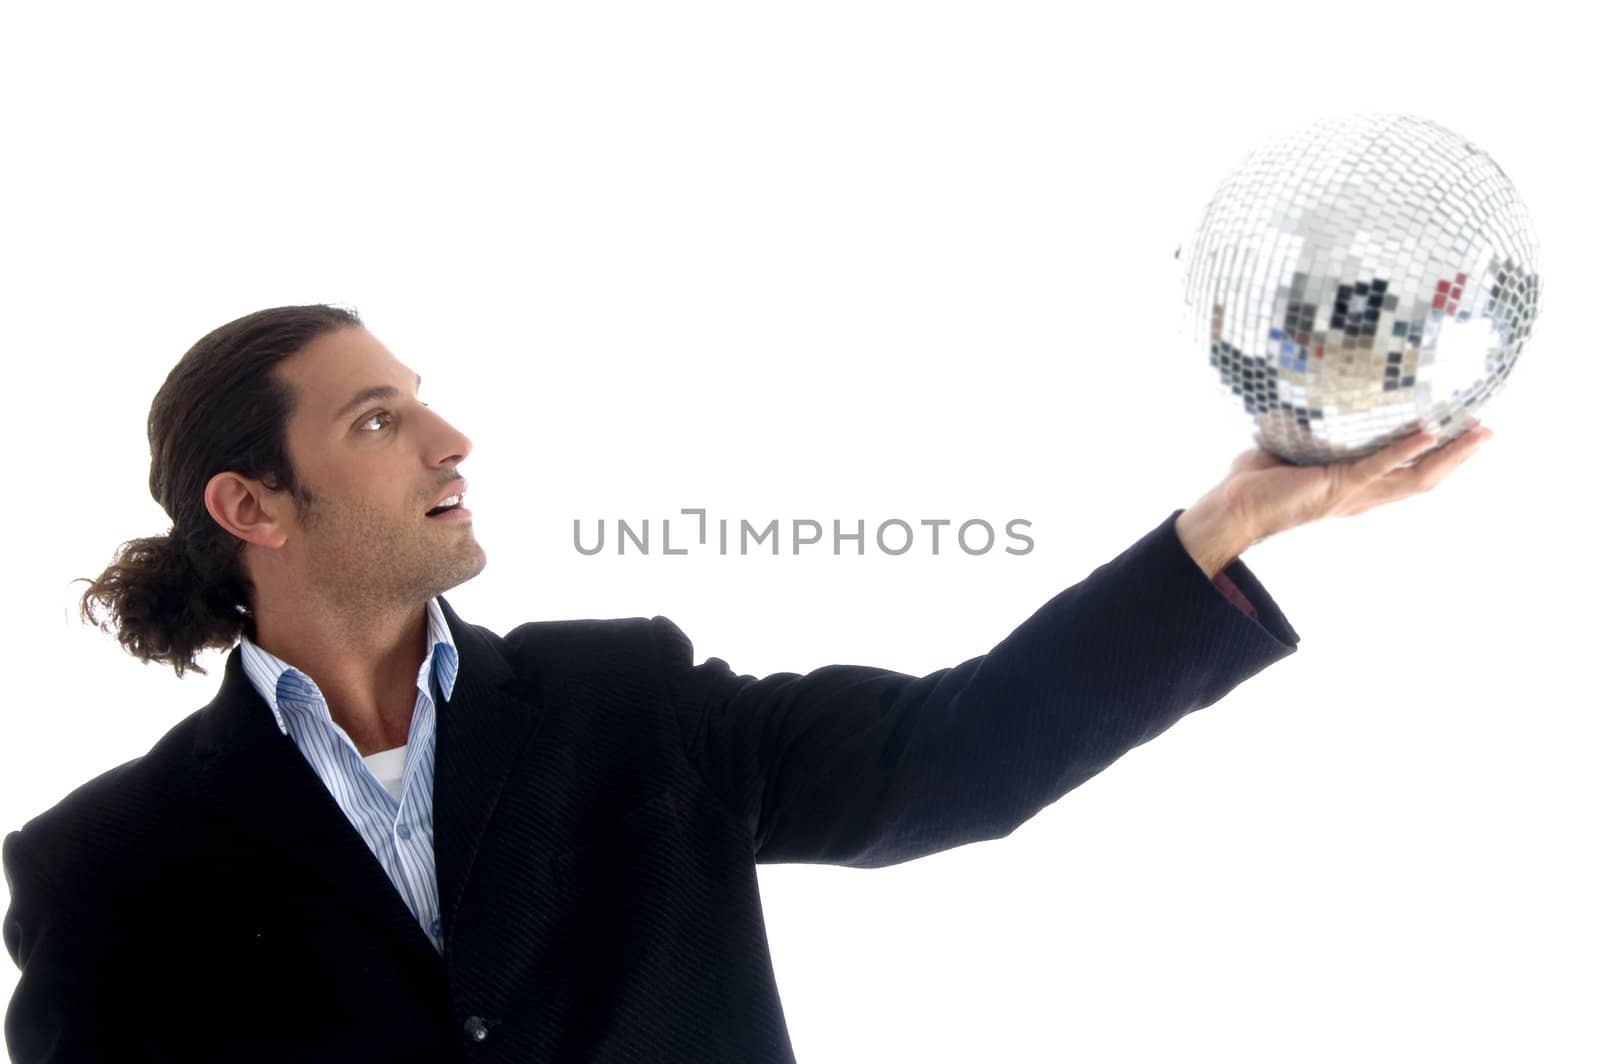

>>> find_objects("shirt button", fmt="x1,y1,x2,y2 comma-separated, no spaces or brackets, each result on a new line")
397,823,413,841
463,1015,490,1042
430,917,443,938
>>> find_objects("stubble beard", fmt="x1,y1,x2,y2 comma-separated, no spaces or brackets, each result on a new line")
298,488,487,615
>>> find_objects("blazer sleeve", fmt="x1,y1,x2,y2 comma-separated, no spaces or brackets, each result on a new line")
649,508,1300,869
4,827,139,1063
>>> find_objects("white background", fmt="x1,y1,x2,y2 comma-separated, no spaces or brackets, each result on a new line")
2,2,1594,1060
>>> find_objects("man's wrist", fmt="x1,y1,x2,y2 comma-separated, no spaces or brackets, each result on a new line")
1175,492,1256,580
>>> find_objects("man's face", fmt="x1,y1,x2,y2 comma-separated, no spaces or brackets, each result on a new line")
263,325,487,610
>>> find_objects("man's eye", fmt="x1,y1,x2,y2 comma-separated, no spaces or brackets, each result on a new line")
358,401,426,431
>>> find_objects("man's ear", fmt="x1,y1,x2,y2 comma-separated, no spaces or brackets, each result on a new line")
203,472,290,549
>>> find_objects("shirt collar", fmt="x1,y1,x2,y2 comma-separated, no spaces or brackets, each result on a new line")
237,597,460,736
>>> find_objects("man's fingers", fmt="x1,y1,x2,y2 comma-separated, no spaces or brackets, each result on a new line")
1388,426,1491,492
1339,427,1491,514
1351,429,1442,484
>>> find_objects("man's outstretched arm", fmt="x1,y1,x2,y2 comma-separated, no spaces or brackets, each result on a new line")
651,507,1298,870
649,425,1490,871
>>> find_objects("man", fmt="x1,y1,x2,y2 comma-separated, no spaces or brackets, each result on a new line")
2,304,1488,1062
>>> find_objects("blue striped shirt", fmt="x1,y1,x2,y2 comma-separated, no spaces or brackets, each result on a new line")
237,597,458,955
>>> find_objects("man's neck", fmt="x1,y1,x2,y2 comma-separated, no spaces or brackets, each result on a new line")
250,595,432,756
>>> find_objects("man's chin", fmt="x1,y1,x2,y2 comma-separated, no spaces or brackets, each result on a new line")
434,547,488,595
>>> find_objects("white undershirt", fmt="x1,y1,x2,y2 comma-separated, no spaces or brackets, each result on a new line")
361,744,409,802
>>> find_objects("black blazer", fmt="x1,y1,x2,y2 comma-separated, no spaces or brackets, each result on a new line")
4,510,1299,1063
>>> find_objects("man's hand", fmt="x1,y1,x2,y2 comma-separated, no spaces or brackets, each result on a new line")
1175,423,1494,579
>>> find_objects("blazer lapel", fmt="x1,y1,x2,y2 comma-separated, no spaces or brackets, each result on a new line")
189,648,443,968
430,596,547,945
186,599,546,967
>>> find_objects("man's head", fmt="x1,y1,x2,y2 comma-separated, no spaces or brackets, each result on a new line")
77,304,486,677
205,320,486,630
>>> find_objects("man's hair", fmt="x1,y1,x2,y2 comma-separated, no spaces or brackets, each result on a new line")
74,303,363,678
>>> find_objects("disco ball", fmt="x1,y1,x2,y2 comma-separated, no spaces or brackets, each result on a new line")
1176,112,1541,465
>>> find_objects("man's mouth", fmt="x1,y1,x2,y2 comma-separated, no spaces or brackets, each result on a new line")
424,479,468,517
425,493,464,517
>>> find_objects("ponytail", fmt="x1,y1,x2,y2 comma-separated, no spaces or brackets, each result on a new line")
75,527,252,679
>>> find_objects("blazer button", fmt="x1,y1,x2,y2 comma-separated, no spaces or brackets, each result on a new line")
463,1015,491,1043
